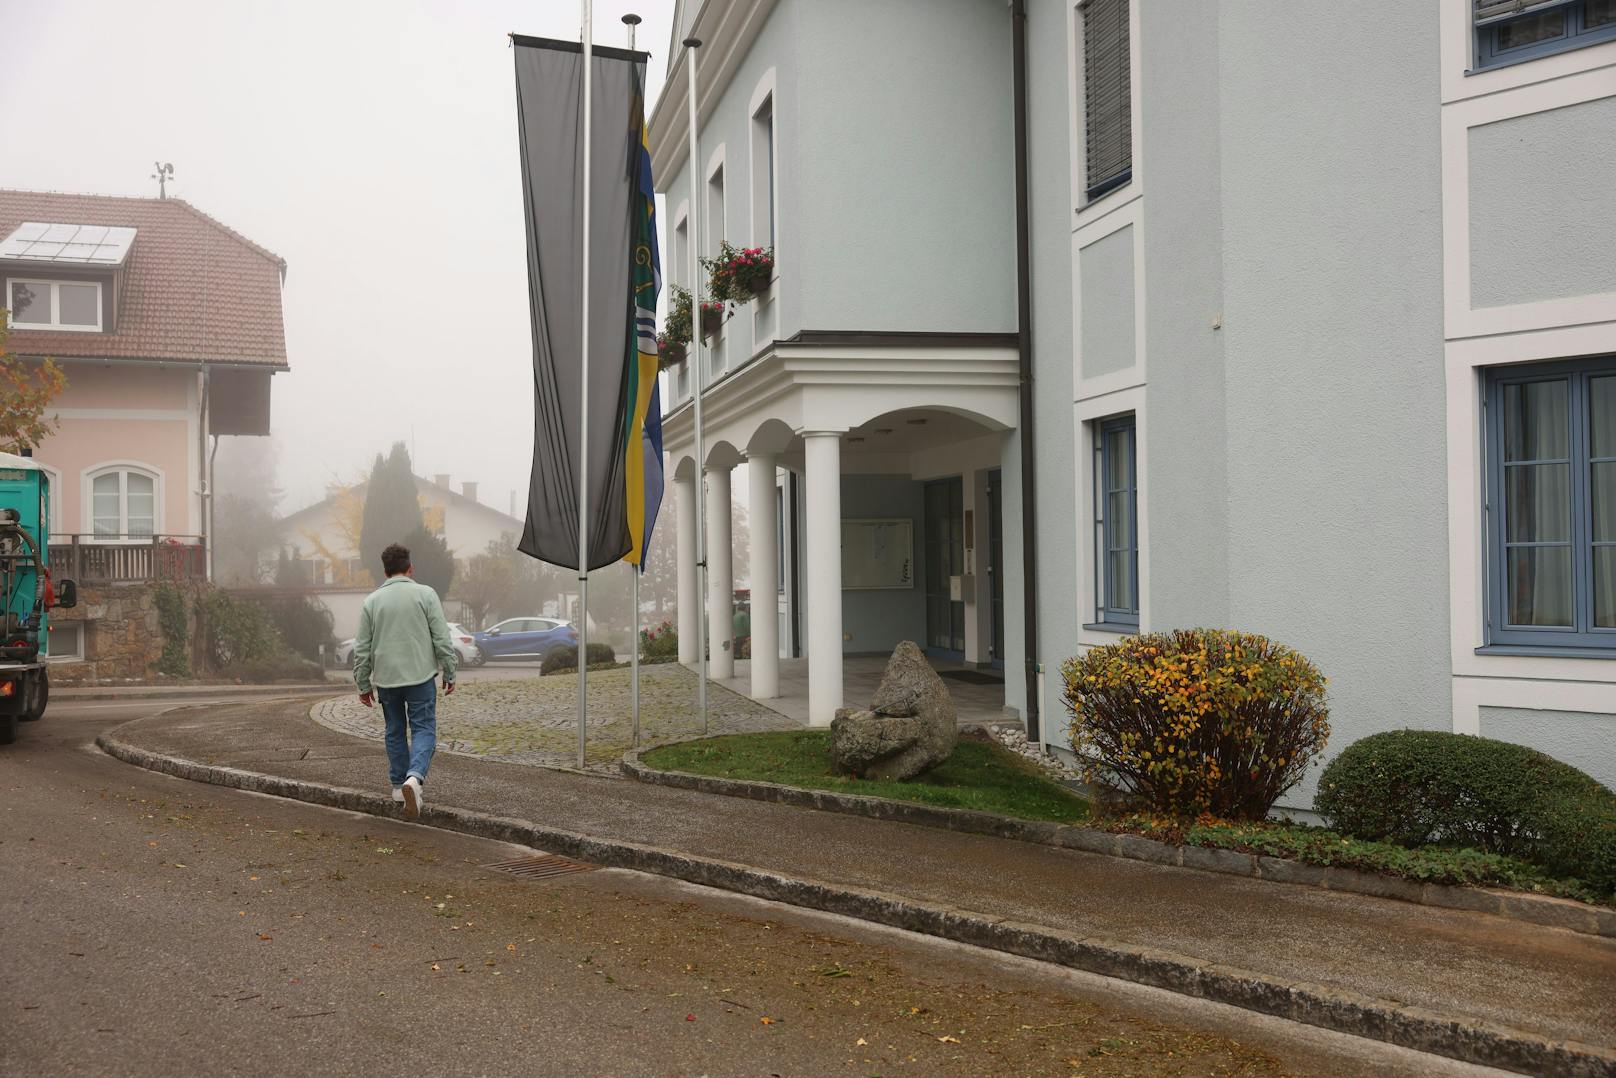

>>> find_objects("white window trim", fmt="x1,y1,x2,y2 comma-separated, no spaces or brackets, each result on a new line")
704,143,727,259
747,67,779,256
671,200,690,289
1072,199,1147,403
1067,0,1144,228
1441,0,1616,103
81,460,164,544
45,620,84,664
1074,387,1148,650
32,462,64,535
1440,69,1616,342
5,277,103,332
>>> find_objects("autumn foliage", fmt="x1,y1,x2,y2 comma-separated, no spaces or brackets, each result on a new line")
1061,629,1330,820
0,310,68,455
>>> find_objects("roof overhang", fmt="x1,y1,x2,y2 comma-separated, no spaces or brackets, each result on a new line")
648,0,779,186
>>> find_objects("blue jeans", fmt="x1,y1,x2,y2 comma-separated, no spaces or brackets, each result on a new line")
378,678,437,787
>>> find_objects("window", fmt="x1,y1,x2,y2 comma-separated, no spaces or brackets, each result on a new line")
46,621,83,663
6,278,102,331
89,466,158,540
751,94,776,247
1093,414,1138,627
1486,358,1616,650
1080,0,1131,201
706,164,725,257
1474,0,1616,69
673,212,689,287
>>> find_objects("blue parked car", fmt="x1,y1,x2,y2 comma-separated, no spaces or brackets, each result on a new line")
474,617,578,664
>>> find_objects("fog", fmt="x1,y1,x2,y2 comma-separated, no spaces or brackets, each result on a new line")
2,0,676,518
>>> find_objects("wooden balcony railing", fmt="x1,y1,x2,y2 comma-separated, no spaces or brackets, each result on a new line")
48,535,207,585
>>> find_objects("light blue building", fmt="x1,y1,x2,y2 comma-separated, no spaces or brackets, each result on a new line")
651,0,1616,806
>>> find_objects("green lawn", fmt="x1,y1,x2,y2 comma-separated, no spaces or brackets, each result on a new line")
643,730,1090,824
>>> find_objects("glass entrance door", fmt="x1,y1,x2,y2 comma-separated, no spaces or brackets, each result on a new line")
924,477,965,657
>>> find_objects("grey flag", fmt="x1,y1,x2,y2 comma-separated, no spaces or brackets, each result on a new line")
512,35,646,571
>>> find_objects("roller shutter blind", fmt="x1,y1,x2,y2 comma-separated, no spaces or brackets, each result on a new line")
1475,0,1573,24
1083,0,1131,200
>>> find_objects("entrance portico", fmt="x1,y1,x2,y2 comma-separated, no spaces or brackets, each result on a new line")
664,331,1023,727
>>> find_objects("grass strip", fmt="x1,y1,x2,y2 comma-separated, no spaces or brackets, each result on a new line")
643,730,1090,824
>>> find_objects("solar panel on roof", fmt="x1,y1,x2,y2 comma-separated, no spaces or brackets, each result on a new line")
0,222,137,265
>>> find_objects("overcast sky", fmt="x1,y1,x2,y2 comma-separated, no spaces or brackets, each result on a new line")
1,0,676,517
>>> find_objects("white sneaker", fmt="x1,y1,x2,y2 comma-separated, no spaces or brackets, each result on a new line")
391,787,404,804
402,775,423,818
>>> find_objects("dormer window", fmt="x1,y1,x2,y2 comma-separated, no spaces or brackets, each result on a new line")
0,222,135,333
7,278,102,331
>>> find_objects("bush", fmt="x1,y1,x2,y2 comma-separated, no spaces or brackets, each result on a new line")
1316,730,1616,898
641,620,679,661
256,595,335,664
1061,628,1330,819
153,584,191,678
540,642,616,674
195,589,283,669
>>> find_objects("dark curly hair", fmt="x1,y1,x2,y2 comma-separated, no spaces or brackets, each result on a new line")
380,543,411,577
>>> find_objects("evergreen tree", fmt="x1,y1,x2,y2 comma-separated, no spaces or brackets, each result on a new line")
401,525,456,600
358,442,424,573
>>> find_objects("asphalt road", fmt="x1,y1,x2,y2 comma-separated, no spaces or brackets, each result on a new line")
0,697,1501,1077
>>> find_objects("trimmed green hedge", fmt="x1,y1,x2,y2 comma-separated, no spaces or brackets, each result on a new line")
1315,730,1616,899
540,642,615,675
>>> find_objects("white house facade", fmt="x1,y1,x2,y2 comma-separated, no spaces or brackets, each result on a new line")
656,0,1616,804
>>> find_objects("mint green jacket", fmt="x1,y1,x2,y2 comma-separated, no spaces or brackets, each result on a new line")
352,575,458,694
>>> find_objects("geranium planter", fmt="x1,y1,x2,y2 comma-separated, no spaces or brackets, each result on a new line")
700,305,724,338
659,341,686,368
743,275,772,298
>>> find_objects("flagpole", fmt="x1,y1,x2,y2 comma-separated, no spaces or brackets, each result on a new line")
684,35,709,735
575,0,593,770
625,10,642,752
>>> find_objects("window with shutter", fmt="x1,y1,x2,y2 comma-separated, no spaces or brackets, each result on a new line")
1081,0,1131,202
1473,0,1616,68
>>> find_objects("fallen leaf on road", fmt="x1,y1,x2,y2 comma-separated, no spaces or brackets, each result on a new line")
257,934,272,942
147,841,158,848
249,875,260,881
506,944,517,953
937,1035,961,1044
760,1017,775,1026
856,1038,867,1047
686,1014,696,1022
430,964,441,971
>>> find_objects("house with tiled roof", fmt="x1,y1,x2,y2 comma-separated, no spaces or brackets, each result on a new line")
0,189,288,671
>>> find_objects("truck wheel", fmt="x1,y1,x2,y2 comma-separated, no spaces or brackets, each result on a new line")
0,714,16,745
21,668,47,721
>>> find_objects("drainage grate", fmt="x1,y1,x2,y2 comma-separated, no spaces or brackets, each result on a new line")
483,853,596,881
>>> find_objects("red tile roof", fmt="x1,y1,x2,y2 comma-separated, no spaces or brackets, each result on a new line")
0,189,288,367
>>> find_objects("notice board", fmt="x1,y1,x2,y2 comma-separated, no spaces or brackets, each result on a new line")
841,518,915,590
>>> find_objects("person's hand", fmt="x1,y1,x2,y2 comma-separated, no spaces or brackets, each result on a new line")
359,691,374,708
443,679,456,695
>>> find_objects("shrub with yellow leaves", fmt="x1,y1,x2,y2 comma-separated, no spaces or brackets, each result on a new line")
1061,628,1329,820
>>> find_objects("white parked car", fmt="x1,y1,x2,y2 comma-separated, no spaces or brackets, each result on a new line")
333,622,483,668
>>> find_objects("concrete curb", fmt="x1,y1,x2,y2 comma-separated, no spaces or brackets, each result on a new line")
97,727,1616,1077
58,684,341,702
621,751,1616,941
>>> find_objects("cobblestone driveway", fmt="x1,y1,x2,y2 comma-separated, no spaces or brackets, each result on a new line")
311,662,798,773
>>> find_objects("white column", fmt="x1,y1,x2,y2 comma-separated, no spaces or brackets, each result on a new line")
747,452,779,699
804,432,843,726
675,470,698,665
706,464,735,680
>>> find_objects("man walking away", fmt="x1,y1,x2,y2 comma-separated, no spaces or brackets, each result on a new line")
353,542,458,818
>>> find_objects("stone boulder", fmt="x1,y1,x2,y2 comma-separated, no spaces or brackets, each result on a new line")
829,641,957,780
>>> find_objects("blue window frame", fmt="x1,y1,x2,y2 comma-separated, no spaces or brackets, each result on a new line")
1474,0,1616,71
1485,357,1616,652
1092,414,1138,628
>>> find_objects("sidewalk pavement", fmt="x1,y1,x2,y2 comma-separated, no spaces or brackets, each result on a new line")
106,697,1616,1070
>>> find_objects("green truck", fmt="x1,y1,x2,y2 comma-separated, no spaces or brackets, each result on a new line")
0,451,78,744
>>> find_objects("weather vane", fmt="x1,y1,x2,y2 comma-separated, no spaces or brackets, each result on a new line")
151,161,174,199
